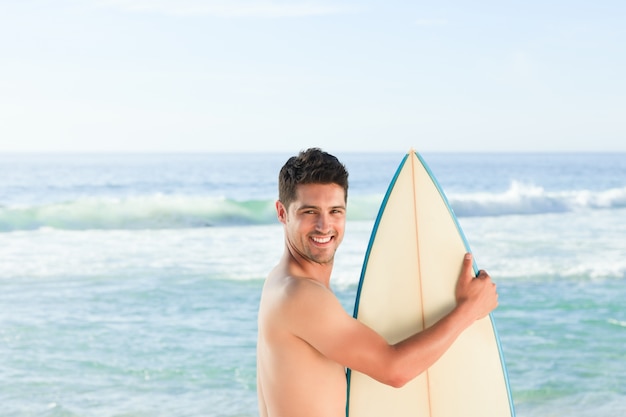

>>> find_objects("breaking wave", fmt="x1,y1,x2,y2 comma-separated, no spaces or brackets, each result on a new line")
1,182,625,231
449,181,626,217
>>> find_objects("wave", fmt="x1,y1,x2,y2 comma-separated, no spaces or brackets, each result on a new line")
1,183,625,231
449,182,626,217
0,195,279,232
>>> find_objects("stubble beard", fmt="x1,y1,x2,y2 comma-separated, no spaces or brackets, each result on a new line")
305,233,341,265
306,247,336,266
288,234,338,266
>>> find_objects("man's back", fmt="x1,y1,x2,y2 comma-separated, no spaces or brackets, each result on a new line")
257,268,347,417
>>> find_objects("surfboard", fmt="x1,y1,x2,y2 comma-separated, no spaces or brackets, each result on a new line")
346,150,515,417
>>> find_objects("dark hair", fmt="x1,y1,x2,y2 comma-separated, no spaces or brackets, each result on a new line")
278,148,349,208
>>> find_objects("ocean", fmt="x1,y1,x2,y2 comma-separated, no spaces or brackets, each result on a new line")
1,152,625,417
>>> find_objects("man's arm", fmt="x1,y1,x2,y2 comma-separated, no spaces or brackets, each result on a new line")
282,253,498,388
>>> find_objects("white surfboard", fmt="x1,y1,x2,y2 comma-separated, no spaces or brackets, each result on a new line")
347,150,515,417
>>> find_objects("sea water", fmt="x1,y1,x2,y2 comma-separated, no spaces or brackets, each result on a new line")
1,152,625,417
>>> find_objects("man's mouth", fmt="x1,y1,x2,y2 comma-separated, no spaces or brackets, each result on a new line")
311,235,332,244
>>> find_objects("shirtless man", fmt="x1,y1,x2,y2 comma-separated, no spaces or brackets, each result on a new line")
257,148,498,417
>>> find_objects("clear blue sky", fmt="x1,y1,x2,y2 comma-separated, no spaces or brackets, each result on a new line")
1,1,625,153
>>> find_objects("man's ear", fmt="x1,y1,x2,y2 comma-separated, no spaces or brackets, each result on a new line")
276,200,288,224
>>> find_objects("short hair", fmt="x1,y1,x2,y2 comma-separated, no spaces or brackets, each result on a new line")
278,148,349,208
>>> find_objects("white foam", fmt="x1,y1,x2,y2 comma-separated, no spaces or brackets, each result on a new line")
450,181,626,217
2,184,625,232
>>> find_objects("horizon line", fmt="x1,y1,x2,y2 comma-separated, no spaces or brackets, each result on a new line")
1,149,624,155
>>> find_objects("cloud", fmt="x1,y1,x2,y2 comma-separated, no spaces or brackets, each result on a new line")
96,0,347,18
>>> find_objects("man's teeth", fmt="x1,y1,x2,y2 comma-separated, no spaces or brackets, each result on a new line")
312,236,331,244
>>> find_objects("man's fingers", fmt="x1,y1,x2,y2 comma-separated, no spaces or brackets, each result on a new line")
462,253,474,280
476,269,491,280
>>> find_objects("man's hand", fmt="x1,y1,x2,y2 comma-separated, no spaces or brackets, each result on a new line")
455,253,498,321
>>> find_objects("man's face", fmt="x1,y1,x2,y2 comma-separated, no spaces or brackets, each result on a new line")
277,183,346,265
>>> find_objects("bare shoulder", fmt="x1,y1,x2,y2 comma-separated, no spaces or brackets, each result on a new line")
262,272,335,315
257,272,350,417
260,270,344,333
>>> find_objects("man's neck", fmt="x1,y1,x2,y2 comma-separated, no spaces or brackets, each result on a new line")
283,247,334,288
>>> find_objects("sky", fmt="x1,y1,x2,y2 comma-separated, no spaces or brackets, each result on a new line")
1,0,625,153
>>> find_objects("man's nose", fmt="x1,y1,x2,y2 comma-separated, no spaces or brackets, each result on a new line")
316,213,331,232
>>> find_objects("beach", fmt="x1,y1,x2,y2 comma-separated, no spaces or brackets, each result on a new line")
1,152,625,416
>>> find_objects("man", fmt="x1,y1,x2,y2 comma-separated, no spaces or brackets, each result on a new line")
257,148,498,417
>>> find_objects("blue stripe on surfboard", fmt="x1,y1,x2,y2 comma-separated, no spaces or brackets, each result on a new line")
346,152,410,416
414,151,516,417
352,152,410,318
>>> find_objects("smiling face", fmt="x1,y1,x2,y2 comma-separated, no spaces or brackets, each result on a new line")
277,183,346,266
